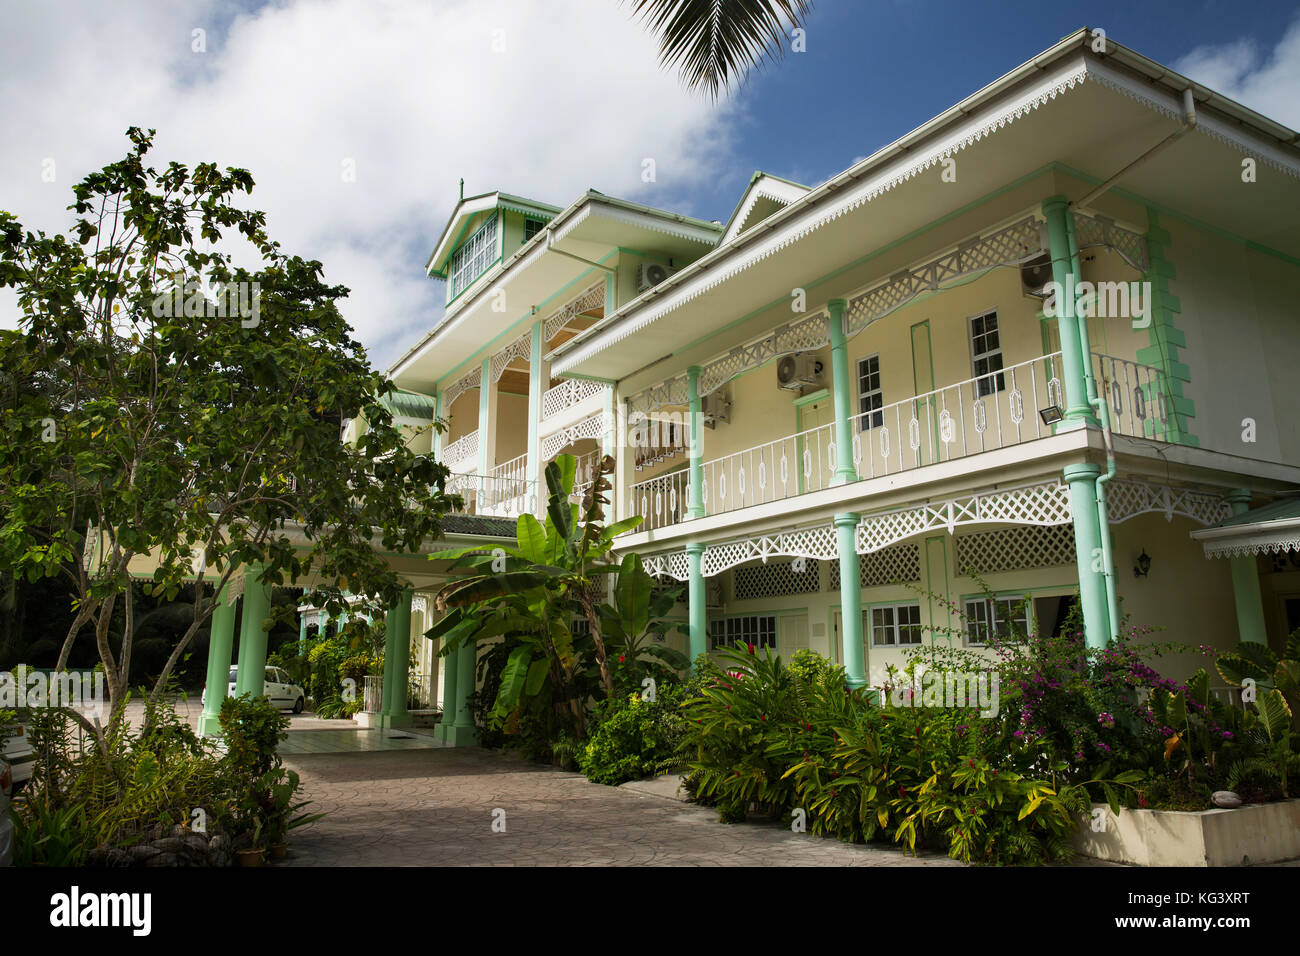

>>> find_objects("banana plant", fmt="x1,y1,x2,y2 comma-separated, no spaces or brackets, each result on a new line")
426,454,642,734
598,552,690,680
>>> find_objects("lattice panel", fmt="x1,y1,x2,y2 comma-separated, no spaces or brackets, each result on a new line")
954,525,1076,575
846,217,1044,333
700,525,838,578
490,330,531,382
540,411,606,459
697,311,829,396
644,551,691,582
441,430,479,466
856,481,1072,554
441,366,482,412
828,542,921,589
628,376,690,417
543,280,606,344
541,378,606,420
733,559,822,600
1108,480,1230,527
1072,211,1150,273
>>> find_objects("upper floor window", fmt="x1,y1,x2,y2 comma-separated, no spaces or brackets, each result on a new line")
857,354,883,430
969,310,1005,398
524,217,545,243
449,215,499,300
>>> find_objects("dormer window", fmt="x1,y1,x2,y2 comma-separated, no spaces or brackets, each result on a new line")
448,215,498,300
524,217,544,243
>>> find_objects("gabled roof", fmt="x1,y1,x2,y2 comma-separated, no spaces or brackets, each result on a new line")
426,190,562,277
719,172,811,245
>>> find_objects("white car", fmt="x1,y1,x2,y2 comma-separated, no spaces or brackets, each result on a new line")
0,719,32,787
202,665,305,714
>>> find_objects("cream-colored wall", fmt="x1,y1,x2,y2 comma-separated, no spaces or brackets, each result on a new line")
1166,218,1300,463
493,391,529,464
444,388,480,445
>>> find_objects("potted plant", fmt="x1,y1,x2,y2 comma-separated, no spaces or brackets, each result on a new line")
235,819,265,867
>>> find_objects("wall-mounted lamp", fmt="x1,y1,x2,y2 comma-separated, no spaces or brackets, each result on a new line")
1133,549,1152,578
1039,405,1064,426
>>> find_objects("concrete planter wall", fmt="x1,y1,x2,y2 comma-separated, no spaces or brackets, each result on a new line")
1074,798,1300,866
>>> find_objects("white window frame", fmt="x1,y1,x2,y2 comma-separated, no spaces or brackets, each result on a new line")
869,602,922,647
856,354,883,430
968,309,1006,398
709,614,777,651
963,594,1031,646
449,214,499,300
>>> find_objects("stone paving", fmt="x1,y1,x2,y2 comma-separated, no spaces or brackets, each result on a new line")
278,744,966,867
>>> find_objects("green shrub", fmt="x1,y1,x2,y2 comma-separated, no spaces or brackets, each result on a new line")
218,693,289,778
580,684,690,785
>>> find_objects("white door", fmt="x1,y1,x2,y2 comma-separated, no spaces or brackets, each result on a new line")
779,613,809,659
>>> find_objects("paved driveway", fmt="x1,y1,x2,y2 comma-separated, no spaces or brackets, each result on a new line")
279,743,964,867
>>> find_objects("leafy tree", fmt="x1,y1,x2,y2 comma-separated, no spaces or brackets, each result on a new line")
0,127,455,740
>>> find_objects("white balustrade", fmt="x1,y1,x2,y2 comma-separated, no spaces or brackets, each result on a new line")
441,429,478,468
628,468,690,531
542,378,606,421
1091,352,1171,440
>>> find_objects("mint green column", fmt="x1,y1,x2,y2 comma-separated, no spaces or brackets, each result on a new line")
438,640,460,741
527,320,542,503
198,586,238,736
687,543,707,665
1042,197,1099,428
444,637,479,746
1063,463,1111,649
297,607,308,654
380,589,413,728
234,565,273,698
477,356,492,479
835,513,866,687
1225,490,1268,645
826,300,859,485
687,366,705,519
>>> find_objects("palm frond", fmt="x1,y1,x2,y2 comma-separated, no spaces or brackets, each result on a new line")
626,0,813,100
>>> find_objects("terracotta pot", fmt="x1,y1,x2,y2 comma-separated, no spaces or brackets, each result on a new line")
235,848,264,868
269,842,288,860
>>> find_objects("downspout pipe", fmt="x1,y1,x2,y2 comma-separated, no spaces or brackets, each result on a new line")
1074,89,1198,211
1062,92,1196,642
1064,207,1121,642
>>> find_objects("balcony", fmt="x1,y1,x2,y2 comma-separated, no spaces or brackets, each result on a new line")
541,378,605,422
447,470,537,519
441,430,479,471
629,352,1170,531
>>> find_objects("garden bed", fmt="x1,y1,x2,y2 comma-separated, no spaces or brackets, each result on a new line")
1074,798,1300,866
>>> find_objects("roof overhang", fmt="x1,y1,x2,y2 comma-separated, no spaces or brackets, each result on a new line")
390,192,721,393
1191,498,1300,558
550,28,1300,384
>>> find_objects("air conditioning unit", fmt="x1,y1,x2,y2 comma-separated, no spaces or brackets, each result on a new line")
636,261,675,293
776,353,825,391
701,390,731,428
1020,252,1054,298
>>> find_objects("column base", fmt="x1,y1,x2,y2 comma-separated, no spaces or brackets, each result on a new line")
197,713,223,738
443,723,480,747
375,712,413,730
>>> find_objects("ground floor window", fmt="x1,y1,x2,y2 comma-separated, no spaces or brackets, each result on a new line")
870,603,922,646
709,614,777,651
963,595,1030,646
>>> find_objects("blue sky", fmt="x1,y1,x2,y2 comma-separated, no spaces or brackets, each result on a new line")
668,0,1300,223
1,0,1297,368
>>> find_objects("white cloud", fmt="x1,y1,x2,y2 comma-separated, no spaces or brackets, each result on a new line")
0,0,740,369
1173,14,1300,130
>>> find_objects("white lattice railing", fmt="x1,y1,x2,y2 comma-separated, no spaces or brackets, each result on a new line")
629,468,690,532
441,430,478,468
542,379,605,421
446,471,538,518
491,452,529,491
1091,353,1171,440
568,449,601,503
